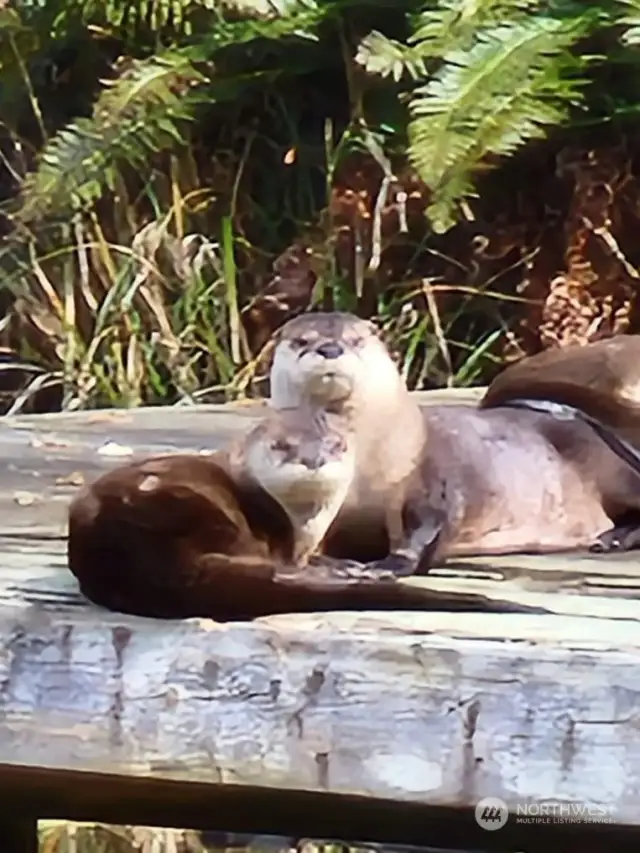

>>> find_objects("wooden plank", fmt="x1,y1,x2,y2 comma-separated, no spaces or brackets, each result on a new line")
0,596,640,813
0,389,640,833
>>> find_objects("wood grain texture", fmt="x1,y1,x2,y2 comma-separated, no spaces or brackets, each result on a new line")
0,389,639,826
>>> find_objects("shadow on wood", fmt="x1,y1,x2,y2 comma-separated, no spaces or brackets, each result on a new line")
0,763,639,853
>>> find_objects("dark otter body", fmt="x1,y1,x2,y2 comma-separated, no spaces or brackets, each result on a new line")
69,453,293,621
68,452,538,620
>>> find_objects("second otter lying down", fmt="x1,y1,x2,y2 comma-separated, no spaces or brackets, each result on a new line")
68,405,534,620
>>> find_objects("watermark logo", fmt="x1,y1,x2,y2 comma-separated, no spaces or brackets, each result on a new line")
474,798,615,830
475,797,509,831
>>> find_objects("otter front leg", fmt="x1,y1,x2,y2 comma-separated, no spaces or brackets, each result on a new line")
365,506,447,577
306,553,404,577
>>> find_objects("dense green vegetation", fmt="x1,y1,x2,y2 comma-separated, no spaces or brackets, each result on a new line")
2,0,640,413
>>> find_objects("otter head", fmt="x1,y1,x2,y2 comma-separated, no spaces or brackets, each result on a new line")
244,408,356,560
270,312,403,410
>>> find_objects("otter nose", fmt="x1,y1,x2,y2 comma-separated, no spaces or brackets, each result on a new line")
316,341,344,359
300,455,322,470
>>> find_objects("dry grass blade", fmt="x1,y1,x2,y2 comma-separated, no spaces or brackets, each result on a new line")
4,370,63,415
421,277,453,386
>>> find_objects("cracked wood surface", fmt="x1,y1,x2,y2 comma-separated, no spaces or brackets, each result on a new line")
0,388,639,824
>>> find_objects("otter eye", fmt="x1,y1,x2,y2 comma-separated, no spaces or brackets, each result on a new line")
293,336,310,348
272,439,292,453
348,336,363,347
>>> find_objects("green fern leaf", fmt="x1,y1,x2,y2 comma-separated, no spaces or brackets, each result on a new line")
355,3,546,83
14,0,319,45
40,0,219,40
355,30,427,82
408,13,596,233
15,50,206,224
219,0,319,17
617,0,640,45
408,0,547,57
12,0,325,225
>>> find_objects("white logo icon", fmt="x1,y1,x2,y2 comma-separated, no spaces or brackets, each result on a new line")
475,796,509,830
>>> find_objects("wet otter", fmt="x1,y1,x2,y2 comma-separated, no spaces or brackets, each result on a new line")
480,335,640,438
68,404,526,620
269,313,640,565
269,312,443,573
480,334,640,553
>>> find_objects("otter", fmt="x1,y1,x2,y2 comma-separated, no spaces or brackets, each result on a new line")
268,312,640,565
269,312,444,573
479,334,640,553
480,335,640,439
68,403,527,620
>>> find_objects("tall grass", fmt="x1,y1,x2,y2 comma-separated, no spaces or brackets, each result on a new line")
0,105,520,416
0,3,557,417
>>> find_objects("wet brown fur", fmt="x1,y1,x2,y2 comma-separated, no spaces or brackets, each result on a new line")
67,450,534,620
480,335,640,440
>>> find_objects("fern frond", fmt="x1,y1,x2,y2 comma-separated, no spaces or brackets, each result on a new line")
408,0,547,57
201,3,322,51
354,3,545,84
15,50,206,224
407,13,596,233
12,0,325,225
91,0,320,36
14,0,320,45
354,2,572,85
219,0,319,17
17,0,219,40
617,0,640,45
355,30,427,82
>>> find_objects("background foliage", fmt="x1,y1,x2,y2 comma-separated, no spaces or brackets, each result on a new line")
2,0,640,413
38,821,366,853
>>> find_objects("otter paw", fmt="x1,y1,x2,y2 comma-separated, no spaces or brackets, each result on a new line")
590,524,640,554
365,551,418,578
305,556,398,583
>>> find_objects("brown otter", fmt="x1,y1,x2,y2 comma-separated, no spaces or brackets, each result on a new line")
68,403,527,620
479,335,640,553
269,313,640,565
480,335,640,438
269,312,444,573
